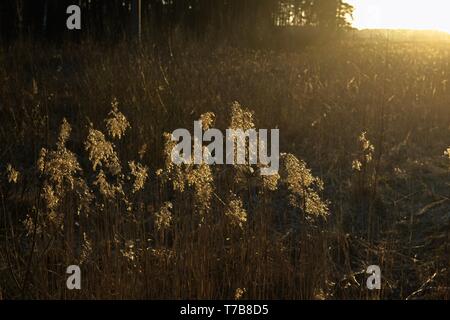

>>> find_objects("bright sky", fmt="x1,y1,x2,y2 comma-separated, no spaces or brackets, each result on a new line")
348,0,450,33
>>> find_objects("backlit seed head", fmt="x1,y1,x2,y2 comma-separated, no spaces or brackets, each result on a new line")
159,132,189,193
234,288,246,300
230,102,255,131
94,169,123,199
37,148,48,174
225,193,247,229
85,126,121,175
260,170,280,191
6,164,19,184
187,161,214,215
352,159,362,172
352,131,374,172
162,132,176,173
280,153,328,217
57,118,72,148
154,202,173,231
444,147,450,159
129,161,149,193
38,119,84,209
199,112,215,130
41,183,59,210
105,98,130,139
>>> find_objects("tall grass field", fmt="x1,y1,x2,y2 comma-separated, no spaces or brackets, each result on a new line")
0,38,449,299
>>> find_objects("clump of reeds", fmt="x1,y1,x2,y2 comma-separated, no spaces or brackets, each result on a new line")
279,153,328,217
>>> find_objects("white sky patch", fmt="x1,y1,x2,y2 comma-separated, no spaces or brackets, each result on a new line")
347,0,450,33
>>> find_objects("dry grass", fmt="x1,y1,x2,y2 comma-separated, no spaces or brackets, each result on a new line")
0,39,449,299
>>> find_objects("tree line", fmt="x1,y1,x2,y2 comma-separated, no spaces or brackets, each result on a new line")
0,0,354,42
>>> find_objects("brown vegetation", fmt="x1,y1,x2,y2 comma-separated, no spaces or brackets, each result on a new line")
0,39,449,299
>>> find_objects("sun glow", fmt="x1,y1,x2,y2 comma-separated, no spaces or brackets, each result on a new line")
348,0,450,34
